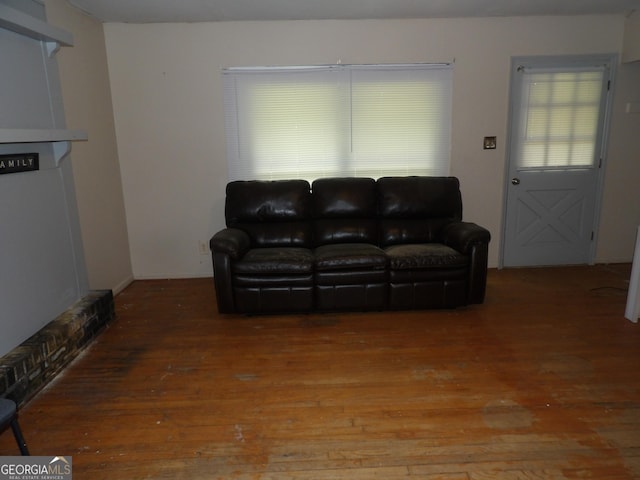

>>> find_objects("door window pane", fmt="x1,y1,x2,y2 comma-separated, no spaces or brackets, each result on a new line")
518,70,604,169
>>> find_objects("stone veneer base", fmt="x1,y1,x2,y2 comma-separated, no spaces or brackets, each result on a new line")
0,290,115,406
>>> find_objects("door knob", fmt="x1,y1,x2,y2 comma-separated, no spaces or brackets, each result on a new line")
511,178,521,185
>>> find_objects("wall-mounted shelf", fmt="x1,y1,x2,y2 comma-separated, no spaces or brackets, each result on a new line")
0,128,87,144
0,130,87,166
0,4,73,46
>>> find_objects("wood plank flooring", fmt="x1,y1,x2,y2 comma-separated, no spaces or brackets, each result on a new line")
1,265,639,479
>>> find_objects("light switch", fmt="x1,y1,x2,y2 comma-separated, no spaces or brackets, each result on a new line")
483,136,497,150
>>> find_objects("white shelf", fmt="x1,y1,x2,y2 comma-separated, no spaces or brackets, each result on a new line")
0,128,87,144
0,4,73,46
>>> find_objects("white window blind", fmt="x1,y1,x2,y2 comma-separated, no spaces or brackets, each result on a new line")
223,64,452,182
517,67,605,170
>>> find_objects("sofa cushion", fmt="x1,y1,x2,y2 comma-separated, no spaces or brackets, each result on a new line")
312,177,378,245
385,244,468,270
226,180,313,248
379,218,457,246
314,219,378,245
377,176,463,219
232,247,314,275
378,176,463,246
314,243,387,271
312,177,377,217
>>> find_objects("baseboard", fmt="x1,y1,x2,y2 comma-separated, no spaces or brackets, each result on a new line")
112,274,135,295
132,273,213,280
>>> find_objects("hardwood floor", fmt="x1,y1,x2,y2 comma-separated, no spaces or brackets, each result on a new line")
1,265,639,479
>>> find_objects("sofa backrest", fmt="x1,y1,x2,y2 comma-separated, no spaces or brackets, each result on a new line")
225,180,313,248
377,176,463,246
311,177,378,246
224,176,464,249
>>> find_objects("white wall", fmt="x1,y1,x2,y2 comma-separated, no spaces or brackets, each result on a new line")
46,0,133,293
599,61,640,262
103,15,640,276
623,11,640,62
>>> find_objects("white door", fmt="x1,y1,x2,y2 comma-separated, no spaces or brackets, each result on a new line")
502,56,614,267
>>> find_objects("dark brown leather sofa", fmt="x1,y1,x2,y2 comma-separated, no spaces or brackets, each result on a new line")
210,176,491,314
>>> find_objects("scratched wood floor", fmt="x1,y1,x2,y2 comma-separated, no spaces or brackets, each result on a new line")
1,265,639,479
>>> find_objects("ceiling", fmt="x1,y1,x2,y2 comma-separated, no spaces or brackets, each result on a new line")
67,0,639,23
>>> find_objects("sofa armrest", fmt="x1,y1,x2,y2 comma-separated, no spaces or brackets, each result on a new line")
441,222,491,304
440,222,491,255
210,228,250,260
209,228,250,314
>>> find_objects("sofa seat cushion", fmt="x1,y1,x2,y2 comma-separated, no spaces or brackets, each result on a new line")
314,243,387,271
385,243,468,270
233,247,314,275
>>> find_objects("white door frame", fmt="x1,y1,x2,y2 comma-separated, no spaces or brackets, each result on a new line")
499,54,617,269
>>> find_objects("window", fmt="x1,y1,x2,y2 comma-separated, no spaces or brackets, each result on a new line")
223,64,452,182
517,68,605,169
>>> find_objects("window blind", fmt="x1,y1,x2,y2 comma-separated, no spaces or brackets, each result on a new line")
223,64,452,182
